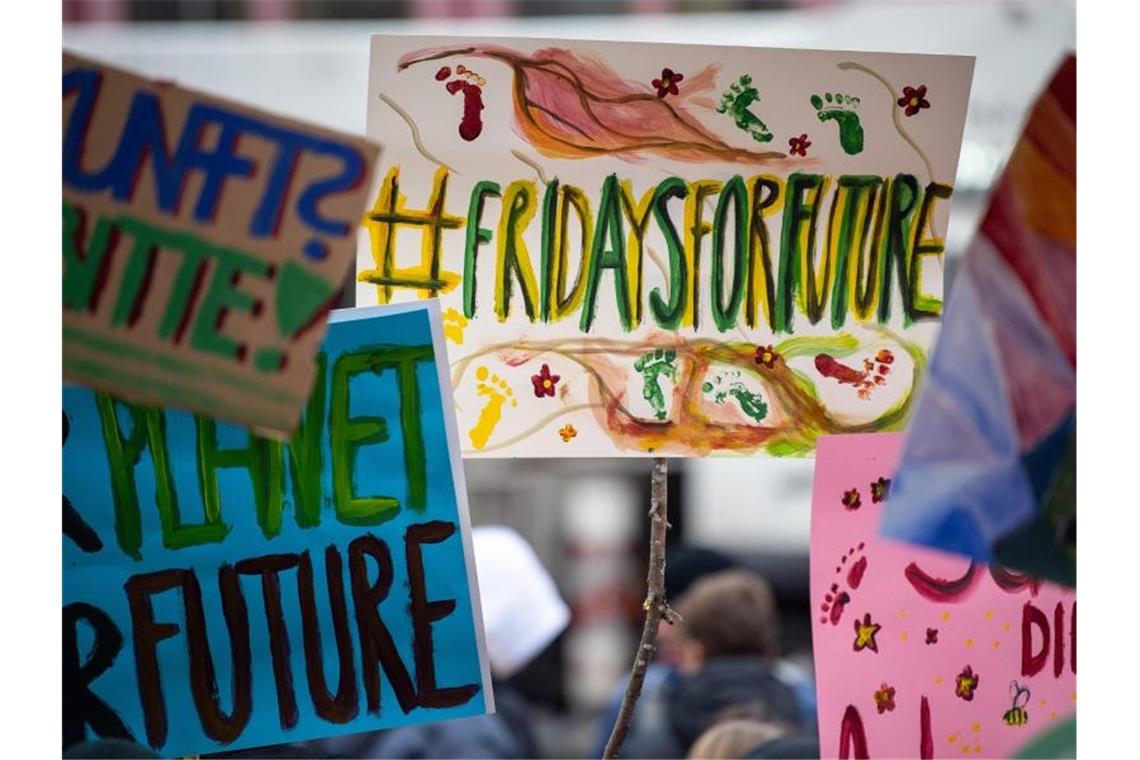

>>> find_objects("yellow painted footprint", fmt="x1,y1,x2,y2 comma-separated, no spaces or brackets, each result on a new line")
442,307,468,344
469,366,517,450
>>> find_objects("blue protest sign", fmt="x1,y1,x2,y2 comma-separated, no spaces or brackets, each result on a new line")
63,301,492,756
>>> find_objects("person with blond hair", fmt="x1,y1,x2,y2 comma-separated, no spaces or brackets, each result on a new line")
687,719,787,759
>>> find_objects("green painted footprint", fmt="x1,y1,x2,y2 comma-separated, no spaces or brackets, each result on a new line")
701,374,731,405
701,371,769,423
717,74,774,144
635,348,678,421
811,92,864,155
727,383,768,423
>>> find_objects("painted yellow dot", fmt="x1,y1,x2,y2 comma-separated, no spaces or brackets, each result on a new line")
476,366,489,381
971,722,981,734
934,676,944,685
1003,621,1011,632
992,640,1001,649
1039,698,1047,707
1050,711,1058,721
965,638,974,648
941,611,952,621
984,610,993,620
948,733,958,744
900,631,909,642
899,610,908,619
972,745,982,754
1070,691,1077,702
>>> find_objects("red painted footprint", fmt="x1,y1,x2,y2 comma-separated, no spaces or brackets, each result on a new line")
820,543,868,625
815,349,896,400
436,65,485,141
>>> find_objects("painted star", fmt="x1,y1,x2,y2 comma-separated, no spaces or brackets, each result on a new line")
870,476,892,503
853,612,882,653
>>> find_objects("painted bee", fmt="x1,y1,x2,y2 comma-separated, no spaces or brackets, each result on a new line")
1003,681,1031,726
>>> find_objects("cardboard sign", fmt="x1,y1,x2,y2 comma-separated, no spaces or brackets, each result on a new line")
810,434,1075,759
880,57,1076,587
357,36,973,457
63,52,380,438
62,302,492,756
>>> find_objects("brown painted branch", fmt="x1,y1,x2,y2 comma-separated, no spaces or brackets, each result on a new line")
603,457,672,759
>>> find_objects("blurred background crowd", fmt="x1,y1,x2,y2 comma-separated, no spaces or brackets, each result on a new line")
63,1,1074,757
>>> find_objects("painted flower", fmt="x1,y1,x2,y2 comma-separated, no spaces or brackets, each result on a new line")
925,628,939,645
788,133,812,157
652,67,684,98
531,364,561,398
873,682,896,714
754,345,780,368
853,612,881,653
897,85,931,116
870,476,891,503
955,665,979,701
876,349,895,365
842,488,862,511
559,424,577,443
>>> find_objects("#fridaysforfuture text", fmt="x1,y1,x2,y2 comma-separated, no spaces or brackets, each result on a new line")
360,37,974,458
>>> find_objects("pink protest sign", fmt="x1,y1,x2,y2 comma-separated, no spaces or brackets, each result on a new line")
811,434,1075,758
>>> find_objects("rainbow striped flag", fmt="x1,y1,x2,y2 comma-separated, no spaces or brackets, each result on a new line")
881,55,1075,587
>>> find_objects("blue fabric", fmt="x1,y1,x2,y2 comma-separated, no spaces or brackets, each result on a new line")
881,240,1073,563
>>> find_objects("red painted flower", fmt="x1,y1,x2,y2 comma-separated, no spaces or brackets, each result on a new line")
897,85,931,116
842,488,862,511
531,363,560,398
955,665,979,701
870,476,891,503
652,68,684,98
755,345,780,368
873,682,896,714
788,133,812,157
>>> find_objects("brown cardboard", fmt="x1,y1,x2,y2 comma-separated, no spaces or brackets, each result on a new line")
63,51,380,437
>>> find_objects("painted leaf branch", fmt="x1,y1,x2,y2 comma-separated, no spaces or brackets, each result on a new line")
398,45,787,164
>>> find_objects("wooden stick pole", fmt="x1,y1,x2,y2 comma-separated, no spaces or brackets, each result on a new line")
603,457,673,759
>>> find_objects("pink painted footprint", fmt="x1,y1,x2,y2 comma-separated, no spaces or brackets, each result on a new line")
820,543,868,625
436,65,485,141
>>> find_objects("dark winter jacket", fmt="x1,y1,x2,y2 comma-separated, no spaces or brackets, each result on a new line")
667,656,805,753
301,681,538,759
